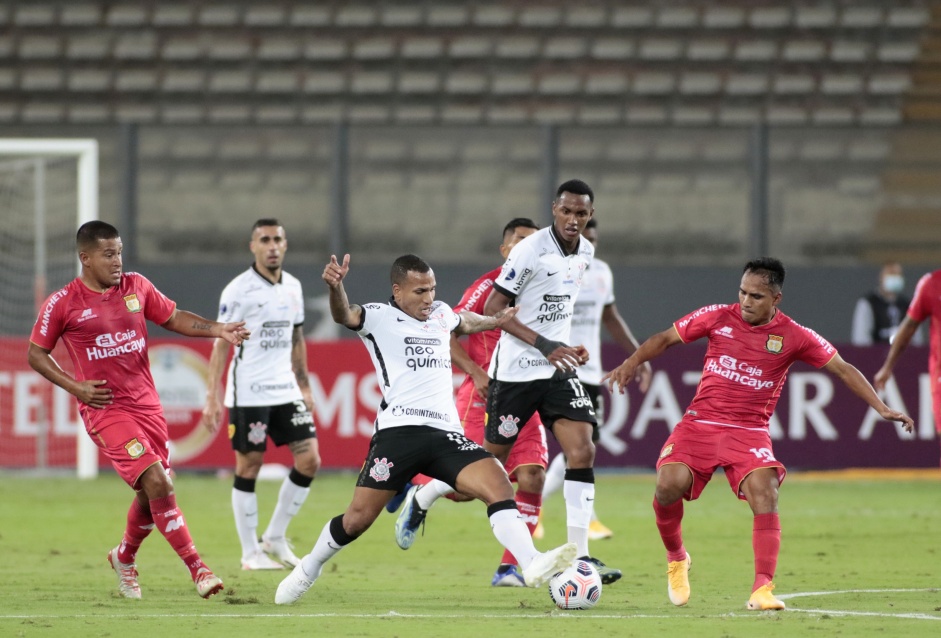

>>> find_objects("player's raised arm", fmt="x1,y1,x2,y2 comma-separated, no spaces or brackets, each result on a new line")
825,353,914,433
163,310,250,345
454,306,518,336
322,253,363,329
603,327,682,393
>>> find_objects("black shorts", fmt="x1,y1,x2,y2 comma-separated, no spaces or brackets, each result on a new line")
356,426,494,492
228,401,316,454
485,370,597,445
582,383,604,443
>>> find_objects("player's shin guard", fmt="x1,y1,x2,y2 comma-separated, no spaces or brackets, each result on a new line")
500,490,542,566
752,512,781,591
653,498,688,562
300,514,356,582
150,494,203,579
563,468,595,557
489,500,537,569
264,468,313,540
118,497,154,564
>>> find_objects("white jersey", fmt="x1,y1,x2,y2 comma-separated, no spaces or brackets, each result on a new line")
489,226,594,382
356,299,462,432
216,266,305,407
569,258,616,386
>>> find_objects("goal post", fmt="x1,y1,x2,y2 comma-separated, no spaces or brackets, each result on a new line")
0,138,99,479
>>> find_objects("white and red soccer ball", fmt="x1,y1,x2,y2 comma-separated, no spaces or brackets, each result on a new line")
548,560,603,610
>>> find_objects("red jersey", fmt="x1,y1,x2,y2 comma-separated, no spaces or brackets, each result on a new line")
674,303,837,430
454,267,503,370
29,273,177,427
907,270,941,389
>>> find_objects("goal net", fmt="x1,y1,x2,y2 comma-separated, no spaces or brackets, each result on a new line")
0,139,99,478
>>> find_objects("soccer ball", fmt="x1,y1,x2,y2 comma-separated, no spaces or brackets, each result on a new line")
548,560,603,610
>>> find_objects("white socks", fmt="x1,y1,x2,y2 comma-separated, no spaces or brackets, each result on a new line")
489,508,537,569
263,475,311,541
416,479,455,510
299,520,342,583
231,488,260,559
564,479,595,557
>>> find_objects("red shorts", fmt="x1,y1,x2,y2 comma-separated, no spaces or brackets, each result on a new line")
656,418,786,502
413,382,548,488
88,409,170,489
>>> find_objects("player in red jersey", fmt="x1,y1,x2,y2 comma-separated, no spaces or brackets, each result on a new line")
27,221,251,600
874,268,941,463
604,258,913,611
392,218,549,587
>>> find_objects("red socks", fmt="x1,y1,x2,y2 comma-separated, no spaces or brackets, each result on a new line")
117,497,154,564
653,498,688,562
752,512,781,590
500,490,542,566
149,494,204,580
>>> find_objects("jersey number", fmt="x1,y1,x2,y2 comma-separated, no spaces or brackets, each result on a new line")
749,447,777,463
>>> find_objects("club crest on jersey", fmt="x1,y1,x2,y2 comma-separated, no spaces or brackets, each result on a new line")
247,421,267,445
659,443,674,459
369,457,394,482
123,294,141,313
497,414,520,438
125,438,145,458
765,335,784,354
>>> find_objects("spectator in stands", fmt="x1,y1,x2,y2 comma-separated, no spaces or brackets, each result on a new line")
851,262,922,346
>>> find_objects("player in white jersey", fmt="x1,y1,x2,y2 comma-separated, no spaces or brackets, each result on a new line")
275,253,577,604
483,179,621,585
538,218,653,541
202,219,319,571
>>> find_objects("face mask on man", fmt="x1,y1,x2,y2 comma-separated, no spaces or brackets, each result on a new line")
883,274,904,294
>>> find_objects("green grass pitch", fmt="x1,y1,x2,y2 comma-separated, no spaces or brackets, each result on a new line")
1,470,939,637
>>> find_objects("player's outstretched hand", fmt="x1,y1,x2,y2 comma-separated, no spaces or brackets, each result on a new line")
881,407,915,434
637,361,654,393
491,306,518,327
602,360,637,394
77,379,112,408
323,254,350,288
872,365,892,392
220,321,251,346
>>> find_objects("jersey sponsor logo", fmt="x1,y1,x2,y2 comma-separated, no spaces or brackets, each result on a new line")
659,443,674,459
765,335,784,354
518,356,554,369
369,456,394,482
716,325,734,338
124,438,145,458
364,303,383,310
87,330,146,360
547,271,558,277
497,414,520,438
536,294,573,324
460,279,493,312
404,337,441,346
123,294,141,313
676,304,727,329
404,339,451,372
250,381,295,393
38,288,69,337
77,308,98,324
705,356,775,390
247,421,268,445
258,325,291,350
389,406,450,421
227,423,236,439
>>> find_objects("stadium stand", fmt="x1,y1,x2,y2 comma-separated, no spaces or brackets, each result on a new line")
0,1,937,265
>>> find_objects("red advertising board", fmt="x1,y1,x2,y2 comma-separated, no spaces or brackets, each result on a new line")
0,338,936,471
